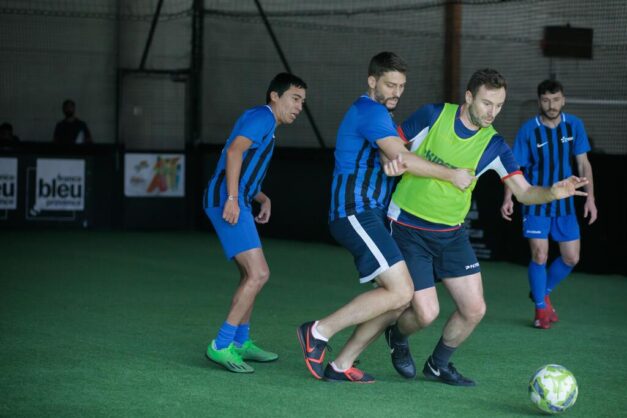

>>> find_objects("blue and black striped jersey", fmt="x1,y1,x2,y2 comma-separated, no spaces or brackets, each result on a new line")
205,105,276,209
513,113,590,217
329,95,399,221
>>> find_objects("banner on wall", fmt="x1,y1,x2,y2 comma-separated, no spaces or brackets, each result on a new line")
33,158,85,212
124,153,185,197
0,157,18,210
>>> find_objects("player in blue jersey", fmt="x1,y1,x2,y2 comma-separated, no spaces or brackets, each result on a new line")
360,69,587,386
204,73,307,373
297,52,476,383
500,80,597,329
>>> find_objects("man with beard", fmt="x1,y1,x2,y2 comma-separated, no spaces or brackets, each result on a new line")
500,79,597,329
53,99,93,144
379,69,589,386
297,52,475,383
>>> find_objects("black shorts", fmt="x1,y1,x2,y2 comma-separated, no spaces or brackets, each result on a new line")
391,221,480,291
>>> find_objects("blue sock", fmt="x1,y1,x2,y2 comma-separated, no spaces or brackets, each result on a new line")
546,257,573,294
233,323,250,347
214,321,237,350
528,261,547,309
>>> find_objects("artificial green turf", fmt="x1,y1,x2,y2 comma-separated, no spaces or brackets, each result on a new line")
1,231,625,417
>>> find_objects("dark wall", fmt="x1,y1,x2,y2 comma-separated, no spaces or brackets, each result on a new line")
195,147,626,276
2,143,625,275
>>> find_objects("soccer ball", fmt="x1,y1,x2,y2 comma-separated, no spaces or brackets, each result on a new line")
529,364,578,414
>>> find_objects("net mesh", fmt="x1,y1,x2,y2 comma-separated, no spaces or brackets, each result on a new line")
0,0,625,154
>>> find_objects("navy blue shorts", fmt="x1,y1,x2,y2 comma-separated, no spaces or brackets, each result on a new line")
329,209,404,284
391,221,480,291
205,206,261,259
523,214,580,241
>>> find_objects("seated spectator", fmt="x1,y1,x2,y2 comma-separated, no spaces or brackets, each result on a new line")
53,99,93,145
0,122,20,146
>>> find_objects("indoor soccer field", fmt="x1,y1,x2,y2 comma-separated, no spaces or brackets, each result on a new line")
1,230,625,417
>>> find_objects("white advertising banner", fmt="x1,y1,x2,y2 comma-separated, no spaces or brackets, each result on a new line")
124,153,185,197
34,159,85,211
0,157,18,210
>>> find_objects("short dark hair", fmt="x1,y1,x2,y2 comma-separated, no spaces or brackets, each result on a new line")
466,68,507,96
62,99,75,107
266,73,307,104
537,79,564,97
0,122,13,132
368,52,408,78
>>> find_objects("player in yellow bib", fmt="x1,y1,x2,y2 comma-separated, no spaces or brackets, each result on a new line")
330,69,588,386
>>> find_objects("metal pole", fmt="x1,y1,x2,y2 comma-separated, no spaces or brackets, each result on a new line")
139,0,164,70
254,0,326,149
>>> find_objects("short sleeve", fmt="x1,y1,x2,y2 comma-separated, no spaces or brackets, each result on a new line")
571,116,591,155
234,108,275,146
357,104,398,146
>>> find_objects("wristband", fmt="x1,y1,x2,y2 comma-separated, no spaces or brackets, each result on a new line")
227,195,238,201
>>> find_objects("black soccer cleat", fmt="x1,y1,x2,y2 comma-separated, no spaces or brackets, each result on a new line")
296,321,328,380
384,325,416,378
323,363,375,383
422,356,476,387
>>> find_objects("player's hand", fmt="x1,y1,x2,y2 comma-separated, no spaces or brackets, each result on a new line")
500,199,514,221
550,176,589,200
583,197,598,225
383,154,408,177
255,197,271,224
222,199,240,225
450,168,475,191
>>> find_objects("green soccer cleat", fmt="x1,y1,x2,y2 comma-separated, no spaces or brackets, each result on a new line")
206,341,254,373
235,340,279,362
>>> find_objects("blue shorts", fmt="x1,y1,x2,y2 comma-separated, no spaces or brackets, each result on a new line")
391,221,480,291
205,206,261,259
522,214,580,242
329,209,404,284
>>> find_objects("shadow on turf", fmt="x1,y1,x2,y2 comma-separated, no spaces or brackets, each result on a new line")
475,398,541,416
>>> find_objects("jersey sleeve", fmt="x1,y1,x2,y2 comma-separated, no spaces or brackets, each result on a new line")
234,108,275,146
571,116,591,155
511,124,531,168
357,104,398,147
476,135,522,179
398,103,443,142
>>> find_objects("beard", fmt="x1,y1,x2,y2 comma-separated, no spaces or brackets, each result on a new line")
541,108,561,121
374,91,400,112
468,105,485,128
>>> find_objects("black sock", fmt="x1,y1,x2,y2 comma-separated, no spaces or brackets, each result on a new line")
391,323,407,343
431,337,456,368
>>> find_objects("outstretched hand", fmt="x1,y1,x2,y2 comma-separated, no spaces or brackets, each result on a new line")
550,175,589,200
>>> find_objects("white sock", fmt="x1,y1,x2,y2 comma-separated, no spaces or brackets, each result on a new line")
330,361,347,372
311,320,328,342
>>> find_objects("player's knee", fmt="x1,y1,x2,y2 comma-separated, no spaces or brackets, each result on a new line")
248,268,270,287
562,254,579,267
462,300,486,323
416,306,439,328
532,251,548,265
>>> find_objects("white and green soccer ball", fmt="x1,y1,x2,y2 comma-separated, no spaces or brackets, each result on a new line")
529,364,578,414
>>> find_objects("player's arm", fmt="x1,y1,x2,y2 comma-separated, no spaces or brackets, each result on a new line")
576,153,597,224
253,191,271,224
223,135,253,225
377,136,474,190
504,173,588,205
